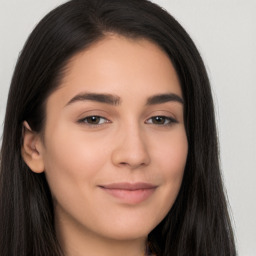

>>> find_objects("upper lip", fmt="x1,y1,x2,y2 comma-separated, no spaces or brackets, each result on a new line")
99,182,157,190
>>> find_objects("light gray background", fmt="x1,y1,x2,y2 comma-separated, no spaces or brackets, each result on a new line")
0,1,255,255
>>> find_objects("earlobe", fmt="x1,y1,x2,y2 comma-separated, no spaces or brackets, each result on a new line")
21,121,45,173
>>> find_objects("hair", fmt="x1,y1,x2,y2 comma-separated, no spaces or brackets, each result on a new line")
0,0,236,255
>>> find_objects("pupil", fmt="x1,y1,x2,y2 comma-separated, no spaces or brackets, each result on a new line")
154,116,164,124
89,116,99,124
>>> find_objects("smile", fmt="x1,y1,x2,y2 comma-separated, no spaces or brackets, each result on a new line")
98,182,157,204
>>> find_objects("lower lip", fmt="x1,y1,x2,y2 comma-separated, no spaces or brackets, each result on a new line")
100,187,156,204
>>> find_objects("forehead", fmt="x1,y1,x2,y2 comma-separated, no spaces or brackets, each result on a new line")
58,35,181,93
46,35,182,110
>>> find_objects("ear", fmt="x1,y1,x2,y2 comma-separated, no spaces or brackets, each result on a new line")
21,121,45,173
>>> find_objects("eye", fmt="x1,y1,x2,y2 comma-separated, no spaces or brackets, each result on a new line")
78,116,110,125
146,116,177,126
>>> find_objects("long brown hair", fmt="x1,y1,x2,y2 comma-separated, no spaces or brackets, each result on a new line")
0,0,236,255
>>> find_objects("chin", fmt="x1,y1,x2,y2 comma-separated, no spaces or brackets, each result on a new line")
96,216,160,241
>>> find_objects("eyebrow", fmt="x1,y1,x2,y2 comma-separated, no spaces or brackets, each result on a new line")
65,93,121,106
146,93,184,105
65,92,184,107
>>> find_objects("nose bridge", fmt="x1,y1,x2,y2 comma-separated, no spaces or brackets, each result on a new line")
111,120,150,169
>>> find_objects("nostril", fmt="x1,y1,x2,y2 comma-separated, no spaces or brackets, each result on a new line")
118,161,147,169
111,134,151,169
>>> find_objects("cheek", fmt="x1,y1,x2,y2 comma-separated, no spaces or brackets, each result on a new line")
42,127,108,198
155,128,188,176
152,129,188,208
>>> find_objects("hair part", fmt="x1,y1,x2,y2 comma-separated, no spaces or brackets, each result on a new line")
0,0,236,255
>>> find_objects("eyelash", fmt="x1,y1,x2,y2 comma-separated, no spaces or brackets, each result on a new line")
78,116,110,126
78,115,177,127
146,116,178,126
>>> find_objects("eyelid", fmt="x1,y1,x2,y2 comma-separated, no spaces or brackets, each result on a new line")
145,115,178,126
77,115,111,126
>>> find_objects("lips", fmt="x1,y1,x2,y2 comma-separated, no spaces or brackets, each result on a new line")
98,182,157,204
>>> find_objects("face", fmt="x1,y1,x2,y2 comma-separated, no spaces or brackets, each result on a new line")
29,35,187,243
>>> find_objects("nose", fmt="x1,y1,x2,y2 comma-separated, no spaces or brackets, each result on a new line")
111,124,151,169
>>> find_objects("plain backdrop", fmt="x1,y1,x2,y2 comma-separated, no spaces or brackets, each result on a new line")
0,0,255,255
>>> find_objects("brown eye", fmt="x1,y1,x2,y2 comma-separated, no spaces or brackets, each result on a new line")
146,116,177,126
86,116,101,124
152,116,166,124
79,116,109,125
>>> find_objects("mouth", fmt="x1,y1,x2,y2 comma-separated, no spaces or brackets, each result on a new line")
98,182,157,204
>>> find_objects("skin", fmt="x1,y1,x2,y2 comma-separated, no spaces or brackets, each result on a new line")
22,35,188,256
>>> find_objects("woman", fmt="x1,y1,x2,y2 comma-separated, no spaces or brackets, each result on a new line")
0,0,236,255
